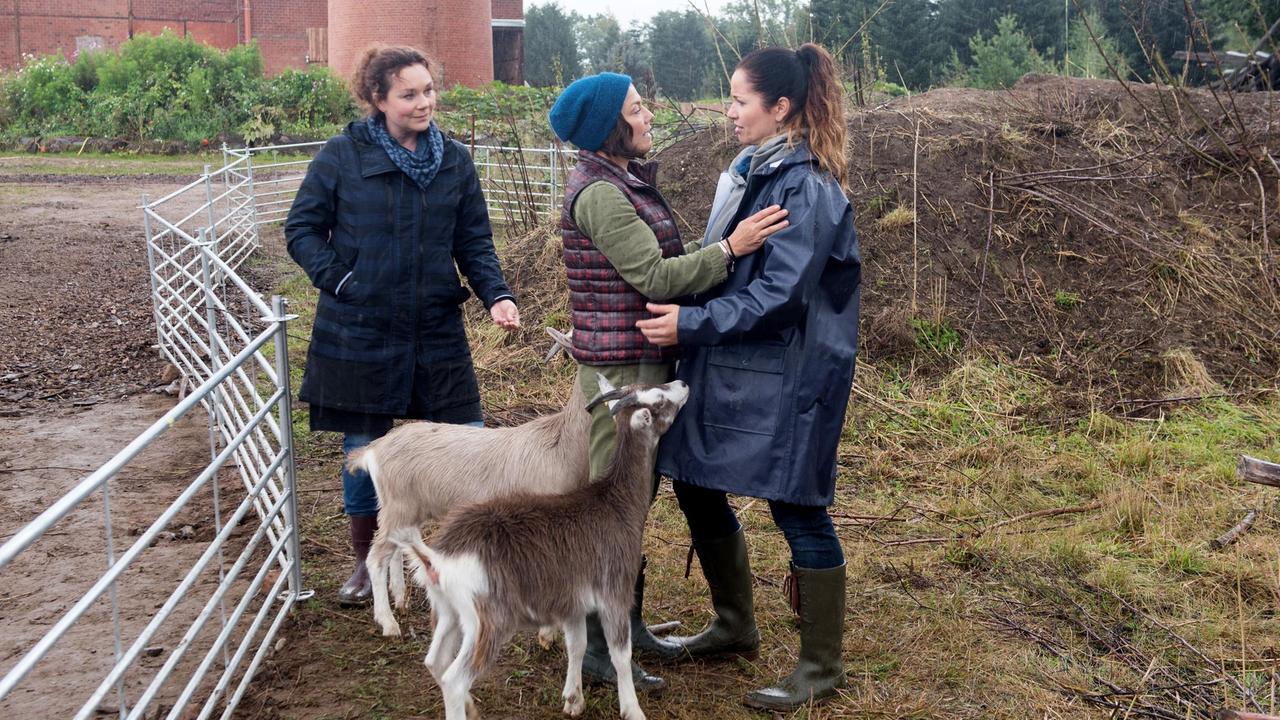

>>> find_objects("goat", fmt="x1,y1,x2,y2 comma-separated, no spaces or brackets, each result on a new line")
393,378,689,720
347,328,592,637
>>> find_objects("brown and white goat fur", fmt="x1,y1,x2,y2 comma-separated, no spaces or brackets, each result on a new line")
346,330,592,637
393,379,689,720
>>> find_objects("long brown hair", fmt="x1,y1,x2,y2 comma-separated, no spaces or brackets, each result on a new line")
352,45,432,118
736,43,847,187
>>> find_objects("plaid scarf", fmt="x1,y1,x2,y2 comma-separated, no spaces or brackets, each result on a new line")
367,115,444,192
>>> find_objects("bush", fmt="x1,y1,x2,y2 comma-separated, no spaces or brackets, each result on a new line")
966,14,1052,90
0,31,356,144
1,53,89,136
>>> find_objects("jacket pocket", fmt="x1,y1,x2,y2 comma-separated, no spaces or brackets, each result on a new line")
702,344,786,436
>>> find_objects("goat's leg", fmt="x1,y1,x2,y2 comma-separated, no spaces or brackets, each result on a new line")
390,547,408,610
601,607,645,720
560,616,587,717
425,599,460,686
438,602,487,720
366,536,400,636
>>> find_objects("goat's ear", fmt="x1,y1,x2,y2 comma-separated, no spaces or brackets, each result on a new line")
629,407,653,431
595,372,616,395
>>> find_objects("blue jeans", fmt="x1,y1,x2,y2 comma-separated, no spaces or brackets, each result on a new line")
342,420,485,517
672,480,844,570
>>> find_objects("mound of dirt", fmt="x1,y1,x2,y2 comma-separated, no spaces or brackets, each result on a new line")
650,74,1280,408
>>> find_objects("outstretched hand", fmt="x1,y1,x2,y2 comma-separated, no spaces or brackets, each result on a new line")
490,299,521,331
636,303,680,347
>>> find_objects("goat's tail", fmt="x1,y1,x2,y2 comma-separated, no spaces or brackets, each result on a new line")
389,531,439,586
345,446,384,510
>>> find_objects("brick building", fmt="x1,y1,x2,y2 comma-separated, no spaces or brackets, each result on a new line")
0,1,524,86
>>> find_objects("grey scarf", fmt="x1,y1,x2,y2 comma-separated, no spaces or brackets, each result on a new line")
703,134,793,246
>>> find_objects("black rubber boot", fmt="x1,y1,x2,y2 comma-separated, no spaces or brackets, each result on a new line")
630,556,686,662
667,529,760,659
743,563,846,711
581,611,666,694
337,515,376,607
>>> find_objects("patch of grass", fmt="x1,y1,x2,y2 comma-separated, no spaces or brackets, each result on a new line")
1053,289,1082,310
911,317,961,354
242,216,1280,719
0,150,312,176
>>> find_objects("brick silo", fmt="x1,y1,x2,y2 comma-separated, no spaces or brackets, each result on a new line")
327,0,495,89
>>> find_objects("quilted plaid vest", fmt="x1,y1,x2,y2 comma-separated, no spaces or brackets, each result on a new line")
561,150,684,364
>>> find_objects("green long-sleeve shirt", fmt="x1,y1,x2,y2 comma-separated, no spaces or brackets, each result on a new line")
572,180,728,301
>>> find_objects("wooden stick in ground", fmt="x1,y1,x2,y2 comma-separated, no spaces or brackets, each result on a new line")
1237,456,1280,488
1206,509,1259,550
1217,710,1280,720
975,501,1103,537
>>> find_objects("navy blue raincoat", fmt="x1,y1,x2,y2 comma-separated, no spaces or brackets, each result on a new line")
656,143,860,506
285,121,513,416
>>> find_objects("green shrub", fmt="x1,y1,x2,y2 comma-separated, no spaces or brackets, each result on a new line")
2,53,89,135
0,31,355,144
262,66,358,137
912,318,961,355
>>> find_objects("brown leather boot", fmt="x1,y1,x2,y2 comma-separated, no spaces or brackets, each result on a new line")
337,515,376,607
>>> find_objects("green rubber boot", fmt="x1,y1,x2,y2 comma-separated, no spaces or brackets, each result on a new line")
630,556,687,662
667,529,760,659
744,563,846,711
581,611,667,693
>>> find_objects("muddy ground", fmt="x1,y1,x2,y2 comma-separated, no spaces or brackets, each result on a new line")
0,170,268,716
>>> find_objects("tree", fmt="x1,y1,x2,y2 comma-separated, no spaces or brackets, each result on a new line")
616,21,656,97
1201,0,1280,45
648,10,715,100
938,0,1066,66
1089,0,1190,80
810,0,950,90
577,13,623,74
967,13,1052,88
1066,9,1133,79
525,2,582,87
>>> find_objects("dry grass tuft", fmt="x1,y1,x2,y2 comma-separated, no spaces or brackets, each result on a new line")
1160,347,1221,398
875,204,916,230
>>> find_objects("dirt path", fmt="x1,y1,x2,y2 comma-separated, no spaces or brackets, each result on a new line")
0,171,258,715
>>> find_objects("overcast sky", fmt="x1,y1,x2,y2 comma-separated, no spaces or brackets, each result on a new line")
534,0,731,30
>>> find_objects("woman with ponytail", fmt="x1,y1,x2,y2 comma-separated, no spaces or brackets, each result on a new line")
637,43,860,710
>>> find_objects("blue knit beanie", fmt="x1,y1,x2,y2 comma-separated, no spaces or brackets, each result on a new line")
548,72,633,151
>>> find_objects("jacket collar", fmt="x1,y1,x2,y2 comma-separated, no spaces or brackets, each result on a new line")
731,137,815,180
575,149,661,189
345,119,459,179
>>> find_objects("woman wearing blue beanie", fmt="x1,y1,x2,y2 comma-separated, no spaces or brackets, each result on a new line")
549,73,790,692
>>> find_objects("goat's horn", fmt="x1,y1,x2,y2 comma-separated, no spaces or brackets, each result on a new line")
543,327,574,363
607,394,640,417
585,388,630,413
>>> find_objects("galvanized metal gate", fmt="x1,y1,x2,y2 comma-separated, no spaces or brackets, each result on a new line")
0,139,565,718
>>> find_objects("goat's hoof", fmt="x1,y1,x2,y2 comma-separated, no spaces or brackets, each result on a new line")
379,621,402,637
465,696,479,720
537,626,557,649
621,709,646,720
561,692,584,717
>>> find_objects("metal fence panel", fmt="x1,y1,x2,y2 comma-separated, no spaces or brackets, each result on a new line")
1,138,560,717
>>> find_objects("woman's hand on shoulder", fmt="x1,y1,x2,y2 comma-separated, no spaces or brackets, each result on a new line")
636,303,680,347
725,204,789,257
490,299,521,331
